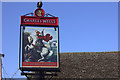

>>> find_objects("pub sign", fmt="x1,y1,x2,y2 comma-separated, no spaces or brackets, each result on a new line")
19,2,60,71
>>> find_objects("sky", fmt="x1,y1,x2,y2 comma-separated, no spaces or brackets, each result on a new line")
0,1,118,78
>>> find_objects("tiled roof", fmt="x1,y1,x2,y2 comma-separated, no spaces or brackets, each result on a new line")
54,51,119,78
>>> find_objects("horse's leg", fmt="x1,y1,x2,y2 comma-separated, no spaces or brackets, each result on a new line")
38,54,44,62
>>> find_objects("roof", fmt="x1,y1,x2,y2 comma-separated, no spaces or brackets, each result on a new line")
54,51,119,78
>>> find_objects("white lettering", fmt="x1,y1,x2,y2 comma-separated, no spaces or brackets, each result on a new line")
24,19,27,22
23,18,57,24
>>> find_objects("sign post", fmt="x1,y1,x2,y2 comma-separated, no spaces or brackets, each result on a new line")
19,1,60,79
0,54,4,80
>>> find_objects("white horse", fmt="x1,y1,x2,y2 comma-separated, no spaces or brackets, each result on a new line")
38,47,53,62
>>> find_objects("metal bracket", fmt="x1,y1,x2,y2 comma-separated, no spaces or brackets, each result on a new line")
23,13,34,16
0,54,4,57
21,71,57,80
45,13,55,17
21,71,30,80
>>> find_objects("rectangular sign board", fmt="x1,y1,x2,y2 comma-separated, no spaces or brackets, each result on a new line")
21,27,59,69
20,16,58,27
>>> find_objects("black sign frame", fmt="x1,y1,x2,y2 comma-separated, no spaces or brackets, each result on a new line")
19,24,60,72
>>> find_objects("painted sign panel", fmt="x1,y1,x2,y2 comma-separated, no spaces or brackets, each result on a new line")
20,16,58,27
22,27,59,68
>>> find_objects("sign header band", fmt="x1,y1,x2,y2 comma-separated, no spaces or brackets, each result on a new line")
21,16,59,27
